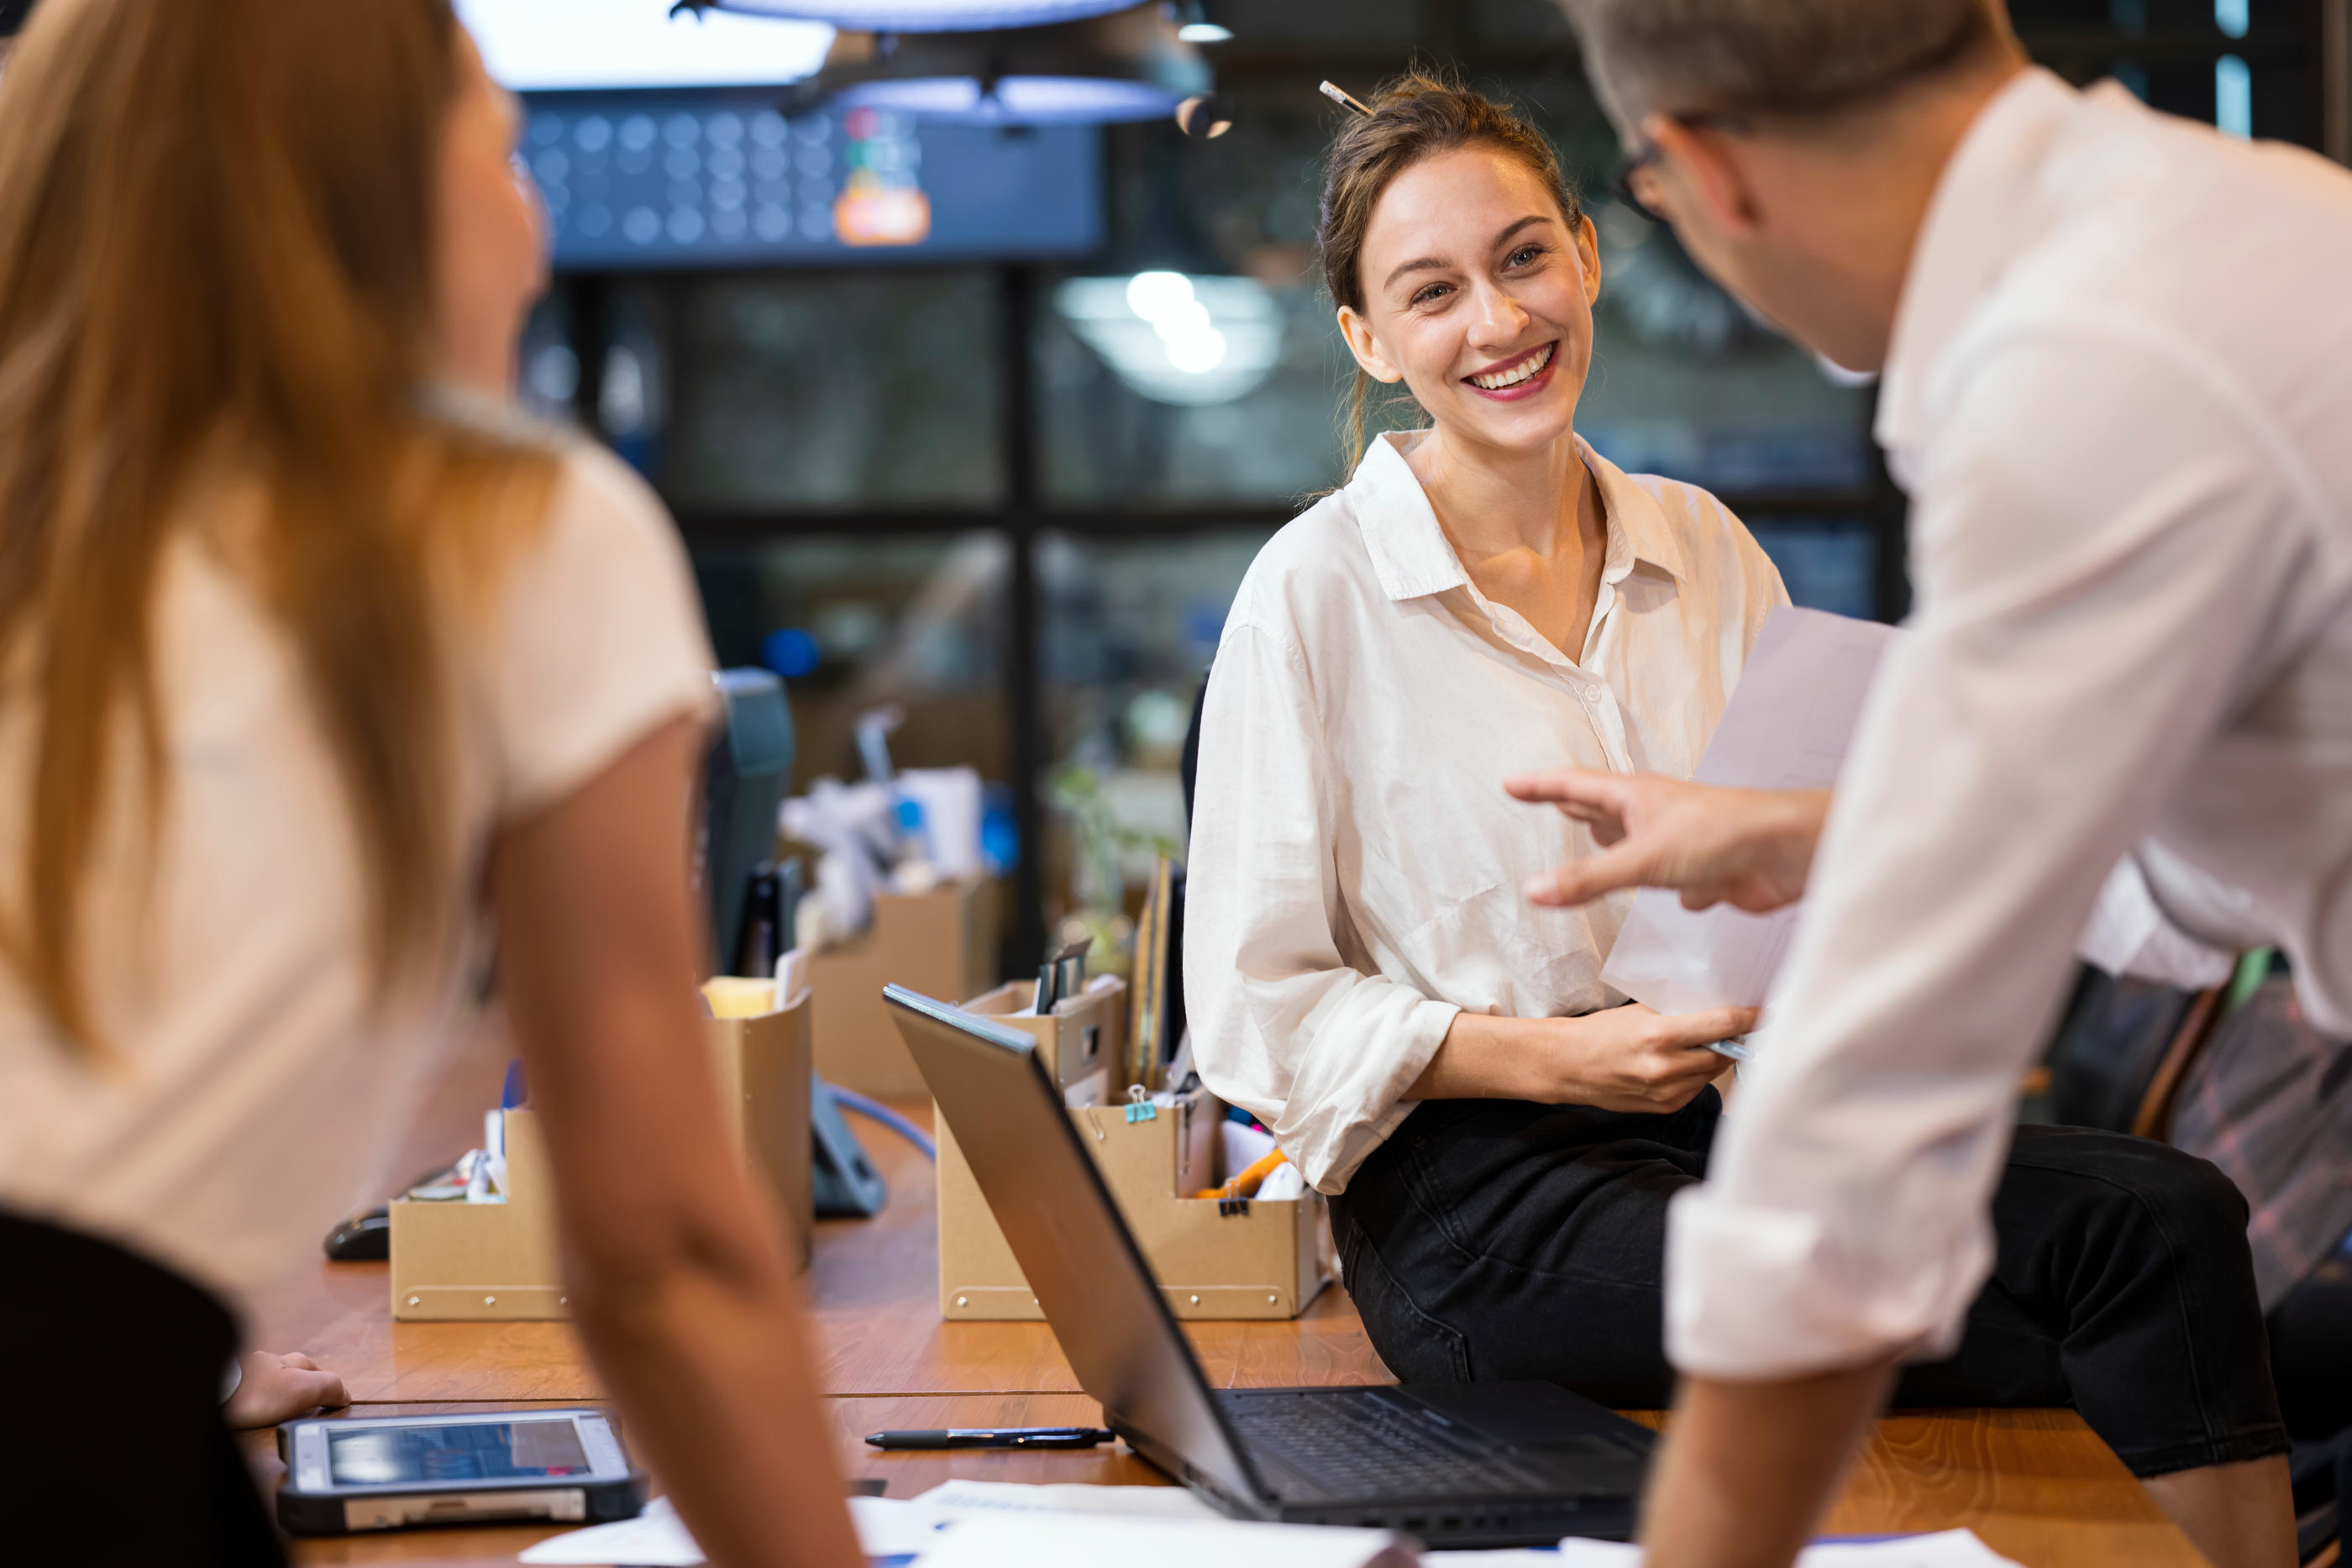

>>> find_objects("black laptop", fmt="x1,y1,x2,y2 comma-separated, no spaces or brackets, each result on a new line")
885,984,1654,1550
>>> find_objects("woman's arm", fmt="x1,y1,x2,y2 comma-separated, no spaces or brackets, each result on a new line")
1410,1004,1756,1113
490,717,862,1568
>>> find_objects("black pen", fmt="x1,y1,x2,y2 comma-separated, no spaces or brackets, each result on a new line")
864,1426,1116,1451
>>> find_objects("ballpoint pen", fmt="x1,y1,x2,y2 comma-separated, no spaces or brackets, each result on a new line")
864,1427,1116,1451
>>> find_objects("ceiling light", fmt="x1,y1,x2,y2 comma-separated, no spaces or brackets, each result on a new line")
1174,92,1232,139
680,0,1135,29
837,75,1177,123
1169,0,1230,43
766,3,1210,126
1055,271,1282,406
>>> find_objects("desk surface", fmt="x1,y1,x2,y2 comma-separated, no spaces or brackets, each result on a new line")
248,1036,2208,1568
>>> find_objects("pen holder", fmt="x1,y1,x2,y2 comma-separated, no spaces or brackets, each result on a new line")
936,1082,1335,1322
388,986,814,1321
958,976,1128,1102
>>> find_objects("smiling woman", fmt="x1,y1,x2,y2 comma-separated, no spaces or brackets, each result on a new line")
1184,78,1790,1370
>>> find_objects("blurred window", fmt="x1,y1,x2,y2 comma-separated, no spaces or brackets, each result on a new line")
1037,530,1268,925
692,533,1011,786
1746,521,1880,622
665,271,1005,513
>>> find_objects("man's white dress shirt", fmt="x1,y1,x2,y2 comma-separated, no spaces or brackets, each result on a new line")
1669,69,2352,1381
1186,432,1788,1190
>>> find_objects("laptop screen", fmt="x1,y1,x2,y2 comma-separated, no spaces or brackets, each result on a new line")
885,986,1264,1506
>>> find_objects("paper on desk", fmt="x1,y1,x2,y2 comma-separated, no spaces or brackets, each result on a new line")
911,1478,1223,1521
906,1512,1416,1568
517,1493,944,1565
518,1496,701,1565
1599,607,1899,1018
1552,1529,2022,1568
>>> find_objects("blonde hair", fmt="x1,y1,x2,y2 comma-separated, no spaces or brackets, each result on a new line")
1316,74,1588,471
0,0,558,1056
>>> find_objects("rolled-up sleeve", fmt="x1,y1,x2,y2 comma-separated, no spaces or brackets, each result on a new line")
1667,323,2313,1380
1184,623,1461,1192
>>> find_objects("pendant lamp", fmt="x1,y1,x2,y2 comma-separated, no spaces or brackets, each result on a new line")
683,0,1210,125
677,0,1137,30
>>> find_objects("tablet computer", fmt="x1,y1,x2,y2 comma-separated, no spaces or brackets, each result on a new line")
275,1408,643,1534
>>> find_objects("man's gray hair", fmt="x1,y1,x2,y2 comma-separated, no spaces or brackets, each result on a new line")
1557,0,2005,123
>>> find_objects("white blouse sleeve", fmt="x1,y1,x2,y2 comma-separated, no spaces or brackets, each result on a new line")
1184,623,1462,1192
481,444,719,822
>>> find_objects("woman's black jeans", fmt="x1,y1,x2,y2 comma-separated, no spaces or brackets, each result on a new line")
1330,1091,2290,1480
0,1209,287,1565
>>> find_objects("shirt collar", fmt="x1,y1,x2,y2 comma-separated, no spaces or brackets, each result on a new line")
1876,66,2081,474
1346,430,1688,605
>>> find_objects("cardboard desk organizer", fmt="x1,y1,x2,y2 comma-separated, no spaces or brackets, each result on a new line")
809,877,999,1099
389,982,812,1321
937,978,1335,1322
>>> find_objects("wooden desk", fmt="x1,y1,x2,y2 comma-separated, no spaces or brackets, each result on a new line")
248,1036,2208,1566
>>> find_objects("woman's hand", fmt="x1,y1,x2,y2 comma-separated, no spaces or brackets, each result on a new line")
1537,1004,1756,1114
1410,1004,1759,1114
223,1351,348,1429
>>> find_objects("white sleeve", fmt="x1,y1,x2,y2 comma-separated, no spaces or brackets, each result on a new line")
2076,855,2238,989
482,444,719,821
1667,324,2312,1380
1183,623,1462,1192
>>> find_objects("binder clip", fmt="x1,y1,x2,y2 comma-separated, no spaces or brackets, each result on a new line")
1124,1083,1157,1124
1218,1193,1251,1219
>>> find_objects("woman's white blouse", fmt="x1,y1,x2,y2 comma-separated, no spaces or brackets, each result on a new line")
1184,432,1790,1191
0,443,716,1305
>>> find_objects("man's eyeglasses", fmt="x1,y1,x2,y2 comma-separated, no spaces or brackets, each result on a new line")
1608,114,1747,226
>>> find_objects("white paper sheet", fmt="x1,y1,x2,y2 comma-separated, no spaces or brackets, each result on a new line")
1599,607,1899,1018
910,1478,1223,1522
518,1496,702,1566
906,1512,1416,1568
1553,1529,2022,1568
517,1493,945,1565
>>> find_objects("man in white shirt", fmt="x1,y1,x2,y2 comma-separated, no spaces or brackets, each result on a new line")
1509,1,2352,1564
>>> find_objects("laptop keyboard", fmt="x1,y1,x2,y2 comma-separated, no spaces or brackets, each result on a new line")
1221,1391,1555,1497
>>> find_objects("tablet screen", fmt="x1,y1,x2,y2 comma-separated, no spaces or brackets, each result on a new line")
327,1419,590,1487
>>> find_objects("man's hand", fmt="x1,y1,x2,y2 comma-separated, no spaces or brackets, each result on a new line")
1504,771,1831,913
223,1350,348,1429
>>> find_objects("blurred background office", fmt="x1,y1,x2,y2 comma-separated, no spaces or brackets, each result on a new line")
477,0,2347,976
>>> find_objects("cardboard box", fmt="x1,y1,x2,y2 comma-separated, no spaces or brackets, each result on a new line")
958,976,1128,1104
390,989,814,1321
809,878,999,1099
937,1082,1335,1322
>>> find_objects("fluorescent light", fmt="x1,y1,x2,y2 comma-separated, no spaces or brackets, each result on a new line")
1176,23,1233,42
1057,273,1283,406
2215,0,2250,40
703,0,1134,27
835,75,1179,123
453,0,833,92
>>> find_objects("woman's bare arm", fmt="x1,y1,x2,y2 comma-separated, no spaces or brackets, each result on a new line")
490,717,862,1568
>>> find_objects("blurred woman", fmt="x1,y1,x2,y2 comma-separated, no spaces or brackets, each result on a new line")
0,3,861,1564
